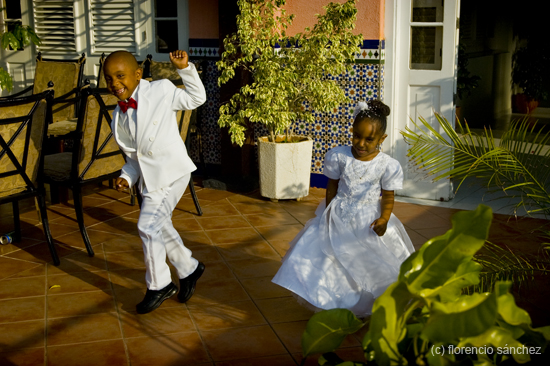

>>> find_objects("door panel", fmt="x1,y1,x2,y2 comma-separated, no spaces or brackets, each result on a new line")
391,0,460,201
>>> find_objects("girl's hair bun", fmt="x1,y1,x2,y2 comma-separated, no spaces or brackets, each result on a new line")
353,99,391,133
367,100,390,118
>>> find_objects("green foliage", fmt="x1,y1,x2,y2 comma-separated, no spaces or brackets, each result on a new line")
1,24,40,51
470,241,550,293
302,309,364,356
401,115,550,218
512,43,550,101
217,0,362,146
457,43,480,100
0,24,41,92
301,205,550,365
0,67,13,92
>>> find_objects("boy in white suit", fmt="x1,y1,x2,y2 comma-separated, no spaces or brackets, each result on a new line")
104,50,206,314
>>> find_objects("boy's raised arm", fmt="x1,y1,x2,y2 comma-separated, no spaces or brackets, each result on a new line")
169,50,207,111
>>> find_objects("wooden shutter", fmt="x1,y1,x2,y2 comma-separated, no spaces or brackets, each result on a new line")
90,0,137,54
33,0,76,54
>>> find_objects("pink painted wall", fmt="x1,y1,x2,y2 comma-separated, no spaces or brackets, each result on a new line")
283,0,384,39
188,0,219,39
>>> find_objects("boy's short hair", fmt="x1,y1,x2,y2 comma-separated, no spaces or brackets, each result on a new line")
105,51,140,70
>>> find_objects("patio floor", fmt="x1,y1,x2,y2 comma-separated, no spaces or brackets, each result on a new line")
0,181,549,365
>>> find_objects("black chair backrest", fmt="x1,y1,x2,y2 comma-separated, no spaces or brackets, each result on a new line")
71,87,125,182
33,52,86,122
0,90,54,196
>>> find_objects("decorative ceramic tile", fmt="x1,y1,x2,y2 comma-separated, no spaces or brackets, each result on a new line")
189,39,220,58
188,58,221,165
188,48,220,58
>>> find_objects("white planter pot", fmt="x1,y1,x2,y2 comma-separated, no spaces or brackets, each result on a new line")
258,135,313,200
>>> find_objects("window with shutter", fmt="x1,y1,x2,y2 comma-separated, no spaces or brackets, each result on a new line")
90,0,137,54
33,0,76,54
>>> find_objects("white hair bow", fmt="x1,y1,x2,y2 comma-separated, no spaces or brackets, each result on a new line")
353,101,369,119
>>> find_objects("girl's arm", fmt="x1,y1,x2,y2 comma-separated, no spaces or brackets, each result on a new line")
370,189,394,236
326,178,339,206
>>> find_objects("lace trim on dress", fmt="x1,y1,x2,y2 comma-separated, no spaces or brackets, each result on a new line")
335,152,391,224
336,194,381,224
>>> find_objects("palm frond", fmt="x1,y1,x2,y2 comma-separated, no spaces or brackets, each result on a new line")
466,241,550,294
401,115,550,218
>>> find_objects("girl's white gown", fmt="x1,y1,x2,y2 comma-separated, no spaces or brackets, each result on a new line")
272,146,415,316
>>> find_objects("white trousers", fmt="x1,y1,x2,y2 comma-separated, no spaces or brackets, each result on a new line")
137,173,198,290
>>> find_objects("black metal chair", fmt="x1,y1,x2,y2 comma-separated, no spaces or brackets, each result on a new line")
3,53,87,138
0,89,59,265
178,108,202,216
43,87,126,257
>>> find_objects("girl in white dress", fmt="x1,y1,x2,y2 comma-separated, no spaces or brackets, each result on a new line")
272,100,415,317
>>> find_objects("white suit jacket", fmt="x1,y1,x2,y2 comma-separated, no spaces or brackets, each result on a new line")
111,62,206,192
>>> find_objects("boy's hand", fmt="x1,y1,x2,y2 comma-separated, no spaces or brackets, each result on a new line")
115,177,129,192
169,50,189,70
370,218,388,237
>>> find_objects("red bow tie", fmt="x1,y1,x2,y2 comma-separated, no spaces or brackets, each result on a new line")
118,98,137,113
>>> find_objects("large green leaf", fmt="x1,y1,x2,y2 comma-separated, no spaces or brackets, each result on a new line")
318,352,367,366
420,259,482,302
494,282,550,349
458,326,530,364
495,282,532,326
399,205,492,297
425,350,456,366
363,281,411,366
301,308,364,357
421,292,498,343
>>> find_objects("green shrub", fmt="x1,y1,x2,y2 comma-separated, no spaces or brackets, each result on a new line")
0,24,40,92
301,205,550,365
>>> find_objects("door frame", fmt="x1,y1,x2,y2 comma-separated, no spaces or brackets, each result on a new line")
384,0,460,201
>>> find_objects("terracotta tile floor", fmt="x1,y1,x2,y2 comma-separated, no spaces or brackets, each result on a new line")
0,181,549,365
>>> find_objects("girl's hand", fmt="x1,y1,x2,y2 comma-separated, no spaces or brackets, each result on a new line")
115,177,129,192
169,50,189,70
370,217,388,236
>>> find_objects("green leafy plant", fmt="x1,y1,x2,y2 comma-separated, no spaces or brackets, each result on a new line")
301,205,550,366
457,43,480,100
217,0,362,146
470,241,550,294
0,24,41,92
402,115,550,218
512,44,550,102
402,114,550,289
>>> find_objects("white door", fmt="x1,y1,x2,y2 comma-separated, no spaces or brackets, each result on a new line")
386,0,460,201
0,0,35,96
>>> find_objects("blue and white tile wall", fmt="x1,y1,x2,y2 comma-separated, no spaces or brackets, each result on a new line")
188,39,384,176
189,39,222,165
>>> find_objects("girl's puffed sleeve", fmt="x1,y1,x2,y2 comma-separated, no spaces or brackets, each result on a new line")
381,158,404,191
323,148,341,180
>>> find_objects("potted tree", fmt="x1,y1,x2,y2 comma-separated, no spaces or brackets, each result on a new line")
511,42,550,114
217,0,361,200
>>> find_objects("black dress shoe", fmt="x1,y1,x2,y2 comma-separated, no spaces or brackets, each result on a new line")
136,282,178,314
178,262,205,303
